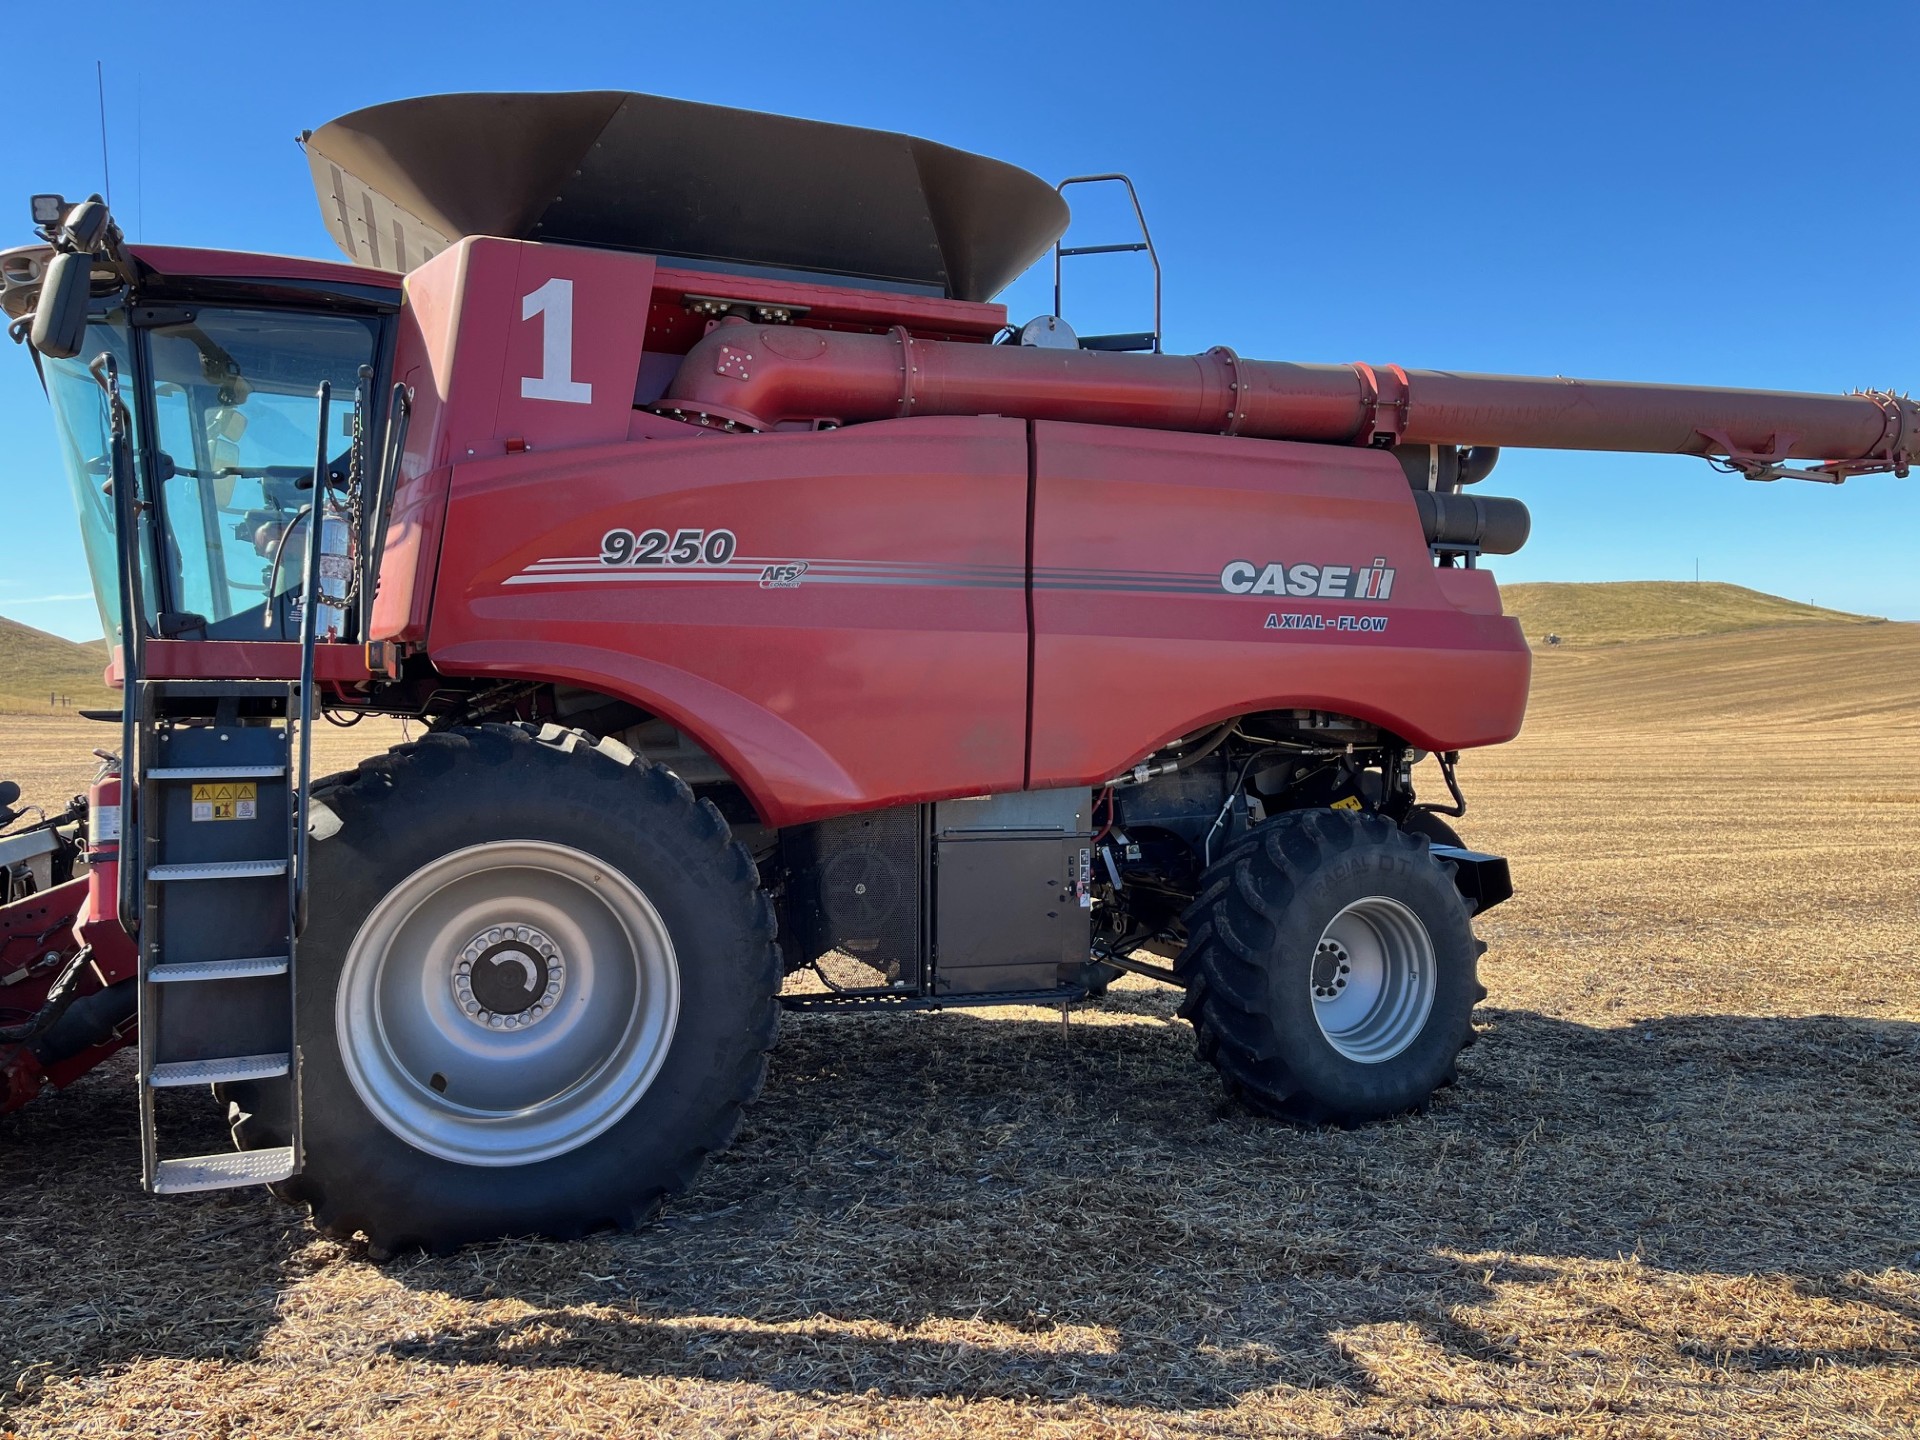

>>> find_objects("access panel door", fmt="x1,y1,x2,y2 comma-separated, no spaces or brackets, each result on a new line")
429,416,1031,826
1028,421,1530,788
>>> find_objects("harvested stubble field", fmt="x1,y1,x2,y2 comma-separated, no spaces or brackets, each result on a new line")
3,621,1919,1438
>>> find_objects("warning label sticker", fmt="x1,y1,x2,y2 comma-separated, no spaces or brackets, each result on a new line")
191,782,258,822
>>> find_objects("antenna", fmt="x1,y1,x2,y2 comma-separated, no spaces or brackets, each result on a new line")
95,60,111,206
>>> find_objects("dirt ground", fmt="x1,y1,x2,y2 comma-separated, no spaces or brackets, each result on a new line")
3,624,1918,1438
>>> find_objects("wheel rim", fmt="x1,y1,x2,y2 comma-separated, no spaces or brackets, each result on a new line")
335,840,680,1166
1308,895,1436,1064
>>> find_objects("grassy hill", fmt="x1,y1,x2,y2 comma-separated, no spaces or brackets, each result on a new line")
0,616,114,712
1499,580,1881,647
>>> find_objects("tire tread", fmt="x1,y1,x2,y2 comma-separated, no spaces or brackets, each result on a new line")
224,721,781,1254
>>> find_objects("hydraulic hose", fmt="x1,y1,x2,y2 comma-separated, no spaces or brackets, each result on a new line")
0,946,93,1044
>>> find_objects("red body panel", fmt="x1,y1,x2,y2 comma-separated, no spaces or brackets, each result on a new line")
97,237,1536,826
374,240,657,642
428,418,1034,826
127,244,401,292
373,239,1009,644
424,410,1528,825
0,874,136,1115
1029,424,1529,784
118,639,374,684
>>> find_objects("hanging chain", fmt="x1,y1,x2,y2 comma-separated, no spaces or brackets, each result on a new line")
339,366,371,609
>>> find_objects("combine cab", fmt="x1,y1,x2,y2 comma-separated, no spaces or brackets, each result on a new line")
1,92,1909,1252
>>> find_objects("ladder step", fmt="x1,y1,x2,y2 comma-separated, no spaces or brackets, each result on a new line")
152,1147,296,1194
147,765,287,781
151,680,292,698
148,955,290,983
148,1053,290,1087
148,859,288,882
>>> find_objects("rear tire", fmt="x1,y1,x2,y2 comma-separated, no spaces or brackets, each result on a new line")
223,722,780,1253
1177,809,1479,1123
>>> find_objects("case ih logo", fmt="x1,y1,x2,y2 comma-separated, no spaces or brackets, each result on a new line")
1219,558,1397,601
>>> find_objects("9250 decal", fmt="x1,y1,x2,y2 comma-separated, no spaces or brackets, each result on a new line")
599,527,737,566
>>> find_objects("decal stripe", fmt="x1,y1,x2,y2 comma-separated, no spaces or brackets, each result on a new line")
504,555,1380,598
504,571,1026,589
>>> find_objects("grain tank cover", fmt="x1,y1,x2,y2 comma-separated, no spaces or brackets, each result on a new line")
302,91,1070,301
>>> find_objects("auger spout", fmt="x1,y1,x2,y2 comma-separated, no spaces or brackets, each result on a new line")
662,319,1917,483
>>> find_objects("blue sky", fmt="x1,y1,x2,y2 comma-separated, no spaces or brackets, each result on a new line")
3,0,1915,640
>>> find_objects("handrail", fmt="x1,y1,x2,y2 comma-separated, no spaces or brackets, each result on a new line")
361,382,412,627
90,352,144,938
1052,174,1162,354
293,381,330,937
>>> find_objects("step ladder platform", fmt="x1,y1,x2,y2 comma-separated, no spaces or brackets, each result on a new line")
148,1052,290,1087
150,679,294,700
147,764,288,781
152,1147,296,1194
149,955,290,983
134,672,308,1197
149,859,288,882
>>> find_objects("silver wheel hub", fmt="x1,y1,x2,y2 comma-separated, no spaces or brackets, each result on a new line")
1312,937,1352,999
452,924,566,1030
336,840,680,1167
1308,895,1437,1064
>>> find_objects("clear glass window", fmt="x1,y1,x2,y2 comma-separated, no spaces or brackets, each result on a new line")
42,320,146,644
143,308,381,637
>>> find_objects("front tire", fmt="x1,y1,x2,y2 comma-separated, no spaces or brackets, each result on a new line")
1399,808,1464,849
224,722,780,1253
1177,809,1480,1123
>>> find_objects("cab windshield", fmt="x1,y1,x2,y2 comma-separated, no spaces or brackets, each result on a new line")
44,306,383,643
42,321,138,643
145,308,382,638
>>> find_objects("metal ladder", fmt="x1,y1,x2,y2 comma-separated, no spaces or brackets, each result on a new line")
133,680,307,1193
109,374,337,1195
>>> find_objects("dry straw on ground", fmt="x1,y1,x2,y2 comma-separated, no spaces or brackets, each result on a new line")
3,622,1918,1438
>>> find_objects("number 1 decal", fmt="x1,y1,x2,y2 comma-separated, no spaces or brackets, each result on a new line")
520,277,593,404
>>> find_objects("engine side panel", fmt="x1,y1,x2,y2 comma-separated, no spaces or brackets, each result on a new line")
427,417,1031,826
1028,422,1531,785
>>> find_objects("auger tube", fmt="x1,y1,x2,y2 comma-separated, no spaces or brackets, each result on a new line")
661,319,1917,479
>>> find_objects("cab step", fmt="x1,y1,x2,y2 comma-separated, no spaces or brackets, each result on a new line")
148,1052,290,1087
146,764,288,781
148,859,288,882
152,1147,297,1195
148,955,290,983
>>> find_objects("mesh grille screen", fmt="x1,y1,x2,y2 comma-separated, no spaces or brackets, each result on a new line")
785,805,923,984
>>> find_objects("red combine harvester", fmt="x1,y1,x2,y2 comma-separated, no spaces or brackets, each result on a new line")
2,93,1910,1252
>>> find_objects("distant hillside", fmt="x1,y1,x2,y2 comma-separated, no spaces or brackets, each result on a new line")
1500,581,1881,648
0,616,114,712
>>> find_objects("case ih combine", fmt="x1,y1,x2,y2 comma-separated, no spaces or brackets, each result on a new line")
2,93,1910,1253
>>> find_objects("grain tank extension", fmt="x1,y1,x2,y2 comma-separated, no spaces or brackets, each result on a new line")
0,91,1907,1252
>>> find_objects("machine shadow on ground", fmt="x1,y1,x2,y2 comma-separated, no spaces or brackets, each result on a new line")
4,993,1916,1414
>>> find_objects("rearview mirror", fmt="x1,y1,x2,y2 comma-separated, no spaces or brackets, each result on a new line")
29,251,92,359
